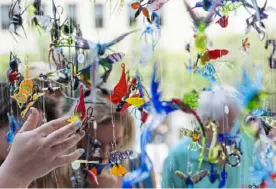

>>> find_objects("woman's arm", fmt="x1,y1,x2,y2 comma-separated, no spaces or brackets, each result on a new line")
0,163,30,188
0,107,85,188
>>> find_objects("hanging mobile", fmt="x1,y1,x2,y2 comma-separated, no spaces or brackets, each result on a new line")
6,113,23,145
188,120,202,151
109,151,129,177
68,85,86,122
206,120,225,164
91,120,102,160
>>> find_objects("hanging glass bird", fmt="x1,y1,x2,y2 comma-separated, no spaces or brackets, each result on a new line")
179,128,194,138
242,37,250,53
108,150,133,176
183,90,199,109
11,65,44,117
200,49,229,65
236,68,269,113
243,0,269,40
206,121,226,164
184,0,217,56
171,98,207,170
87,168,99,185
188,130,202,151
208,163,220,183
192,0,213,12
175,170,209,188
6,115,22,144
110,163,128,177
218,164,227,188
68,85,86,123
7,52,22,94
108,64,144,114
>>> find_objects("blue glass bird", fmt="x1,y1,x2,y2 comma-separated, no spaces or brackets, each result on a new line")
6,115,22,144
196,63,217,90
218,169,227,188
150,63,178,115
141,12,160,51
192,0,212,11
122,127,153,188
136,71,144,98
192,0,222,16
209,163,220,183
236,67,265,111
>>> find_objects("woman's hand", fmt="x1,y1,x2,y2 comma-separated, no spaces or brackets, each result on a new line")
0,107,85,188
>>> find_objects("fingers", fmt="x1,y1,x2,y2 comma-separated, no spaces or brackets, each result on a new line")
54,148,85,168
45,120,82,146
19,107,40,132
36,116,71,136
51,130,85,156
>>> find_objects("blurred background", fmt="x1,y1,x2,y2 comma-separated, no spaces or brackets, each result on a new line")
1,0,276,187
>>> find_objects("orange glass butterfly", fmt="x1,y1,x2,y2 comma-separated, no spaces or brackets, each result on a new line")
11,66,44,118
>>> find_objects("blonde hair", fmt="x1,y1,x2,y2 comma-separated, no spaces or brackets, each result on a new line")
29,167,71,188
85,89,136,150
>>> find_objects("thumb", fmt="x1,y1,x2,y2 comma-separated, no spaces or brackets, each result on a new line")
19,107,40,132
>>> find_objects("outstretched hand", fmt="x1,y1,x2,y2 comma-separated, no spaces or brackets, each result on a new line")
0,107,85,188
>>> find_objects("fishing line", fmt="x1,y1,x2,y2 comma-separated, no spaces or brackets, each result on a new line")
41,79,46,123
110,92,117,152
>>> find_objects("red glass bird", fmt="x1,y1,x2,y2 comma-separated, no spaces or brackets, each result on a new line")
87,169,99,185
216,16,229,28
8,70,20,84
74,85,86,120
108,63,128,104
141,110,149,123
108,64,142,114
200,49,229,64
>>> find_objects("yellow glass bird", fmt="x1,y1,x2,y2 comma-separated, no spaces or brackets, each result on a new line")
110,164,127,176
67,113,81,123
125,97,145,108
12,65,46,117
12,65,33,105
20,93,45,117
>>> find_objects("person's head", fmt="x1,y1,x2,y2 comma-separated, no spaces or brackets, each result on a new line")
72,88,136,163
197,85,242,134
0,82,59,162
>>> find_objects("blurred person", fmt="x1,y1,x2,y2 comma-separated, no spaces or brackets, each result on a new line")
244,112,276,185
269,129,276,140
162,85,255,188
0,83,85,188
69,88,156,188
